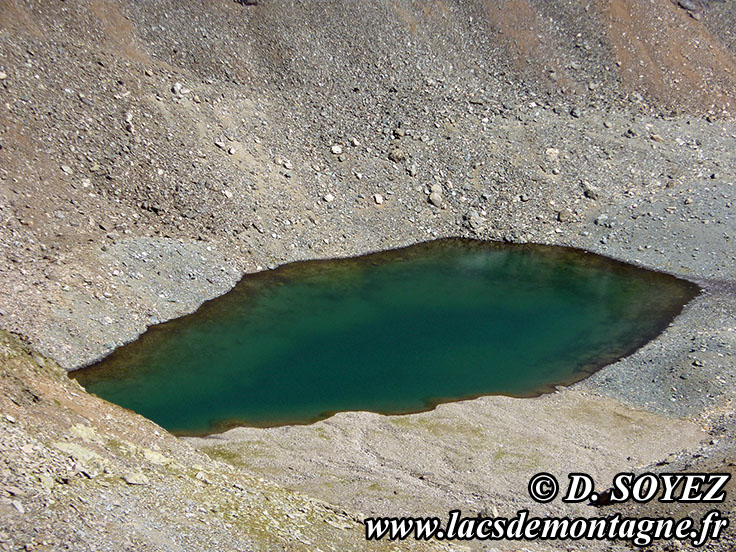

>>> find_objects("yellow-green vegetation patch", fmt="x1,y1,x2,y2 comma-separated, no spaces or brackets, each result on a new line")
314,426,331,440
201,445,249,467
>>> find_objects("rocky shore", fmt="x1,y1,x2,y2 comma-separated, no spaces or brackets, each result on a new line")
1,1,735,550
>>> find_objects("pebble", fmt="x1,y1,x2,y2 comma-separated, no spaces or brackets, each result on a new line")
0,71,7,80
465,210,484,229
60,165,73,175
323,193,335,203
594,214,614,228
122,472,148,485
373,193,384,205
330,145,343,155
544,148,560,162
558,209,574,222
429,192,443,207
172,82,189,95
582,181,600,200
195,471,213,484
388,148,406,163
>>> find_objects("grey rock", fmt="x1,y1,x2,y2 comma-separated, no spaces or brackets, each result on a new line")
557,208,574,223
122,472,149,485
388,148,406,163
582,181,600,200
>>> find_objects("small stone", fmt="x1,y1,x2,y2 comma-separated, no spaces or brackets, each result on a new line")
544,148,560,162
143,449,171,466
323,193,335,203
684,197,693,205
228,146,237,155
3,485,23,497
330,144,343,155
407,164,417,177
282,159,293,170
223,189,233,199
570,106,581,118
60,165,73,175
0,71,7,80
520,193,530,202
373,193,384,205
464,210,484,230
429,183,442,195
594,214,612,227
39,475,54,491
195,471,212,484
172,82,189,95
388,148,406,163
429,192,443,207
11,501,24,514
122,472,148,485
557,209,574,222
692,359,704,367
651,134,665,143
582,181,600,200
5,415,16,423
349,137,360,147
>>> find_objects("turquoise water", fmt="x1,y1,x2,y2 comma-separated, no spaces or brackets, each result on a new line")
71,240,697,435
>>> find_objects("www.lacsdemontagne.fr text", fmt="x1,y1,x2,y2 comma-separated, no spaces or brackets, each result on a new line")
364,509,729,547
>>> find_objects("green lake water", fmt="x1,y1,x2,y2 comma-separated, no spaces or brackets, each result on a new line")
71,240,698,435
